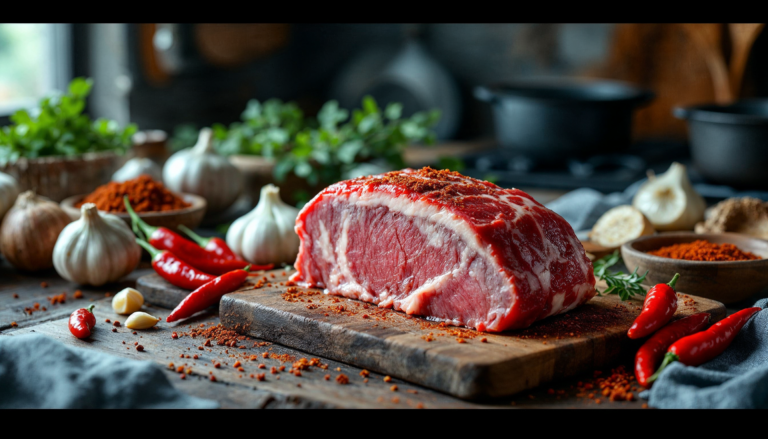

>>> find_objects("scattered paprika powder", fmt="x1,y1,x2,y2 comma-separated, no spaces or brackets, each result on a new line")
648,240,760,262
76,175,190,213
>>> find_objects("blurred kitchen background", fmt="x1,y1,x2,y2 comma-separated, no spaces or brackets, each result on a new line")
2,23,767,211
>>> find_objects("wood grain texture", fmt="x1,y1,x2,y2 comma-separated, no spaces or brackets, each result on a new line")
136,273,192,309
3,264,653,409
5,300,482,409
0,259,154,332
217,269,726,399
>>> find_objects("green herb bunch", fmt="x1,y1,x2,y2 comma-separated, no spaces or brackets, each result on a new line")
213,98,305,158
0,77,137,166
214,96,440,187
593,250,649,301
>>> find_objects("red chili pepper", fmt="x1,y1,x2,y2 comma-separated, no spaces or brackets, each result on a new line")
166,266,251,323
69,304,96,339
125,197,273,275
178,225,240,260
628,273,680,339
635,312,710,388
136,238,217,290
649,306,762,383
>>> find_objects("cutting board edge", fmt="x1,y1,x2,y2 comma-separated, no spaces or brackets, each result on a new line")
219,292,556,399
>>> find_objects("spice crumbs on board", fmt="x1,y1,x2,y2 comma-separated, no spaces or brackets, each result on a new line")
336,374,349,385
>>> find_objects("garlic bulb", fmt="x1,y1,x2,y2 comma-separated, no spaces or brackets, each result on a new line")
633,162,706,231
112,157,162,182
125,311,160,329
112,288,145,315
226,184,299,265
53,203,141,286
0,191,71,271
589,205,655,248
0,171,19,221
163,127,242,214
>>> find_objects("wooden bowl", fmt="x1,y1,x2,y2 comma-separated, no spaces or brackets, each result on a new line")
60,193,207,231
621,232,768,304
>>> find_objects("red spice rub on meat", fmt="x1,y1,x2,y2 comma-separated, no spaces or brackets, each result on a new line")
291,167,595,332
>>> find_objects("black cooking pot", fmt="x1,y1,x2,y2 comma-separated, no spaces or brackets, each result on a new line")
474,79,654,163
675,100,768,189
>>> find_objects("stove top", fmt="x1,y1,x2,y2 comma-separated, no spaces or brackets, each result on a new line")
461,140,696,193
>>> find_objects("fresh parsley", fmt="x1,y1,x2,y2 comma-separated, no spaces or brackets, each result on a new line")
593,250,649,301
0,77,137,166
212,96,440,187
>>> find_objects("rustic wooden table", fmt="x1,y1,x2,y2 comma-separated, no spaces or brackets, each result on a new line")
0,257,650,409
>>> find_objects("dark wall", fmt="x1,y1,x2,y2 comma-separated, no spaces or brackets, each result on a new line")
125,24,616,139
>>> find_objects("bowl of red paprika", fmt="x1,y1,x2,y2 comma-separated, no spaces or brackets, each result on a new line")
621,232,768,304
59,175,207,231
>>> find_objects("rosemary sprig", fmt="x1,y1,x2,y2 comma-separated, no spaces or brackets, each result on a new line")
593,250,649,301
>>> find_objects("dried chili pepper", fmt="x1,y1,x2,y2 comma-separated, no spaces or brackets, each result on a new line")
136,238,217,290
166,266,251,323
628,273,680,339
649,307,762,383
178,225,240,261
126,197,272,274
69,304,96,339
635,312,710,388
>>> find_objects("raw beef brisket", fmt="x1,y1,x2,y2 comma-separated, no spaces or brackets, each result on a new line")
290,167,595,332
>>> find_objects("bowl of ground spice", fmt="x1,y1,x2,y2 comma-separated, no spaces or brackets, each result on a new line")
621,232,768,304
59,175,207,230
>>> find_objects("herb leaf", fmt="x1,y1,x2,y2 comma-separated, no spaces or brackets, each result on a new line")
592,250,649,301
211,95,440,188
0,77,137,166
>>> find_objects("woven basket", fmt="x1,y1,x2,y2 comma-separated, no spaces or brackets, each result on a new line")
0,152,124,202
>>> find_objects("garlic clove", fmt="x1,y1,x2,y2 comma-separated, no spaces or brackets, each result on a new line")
112,288,145,315
125,311,160,330
589,205,655,248
632,162,706,231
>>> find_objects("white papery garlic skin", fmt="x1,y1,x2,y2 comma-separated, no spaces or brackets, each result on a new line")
632,162,706,231
53,203,141,286
1,191,71,271
0,171,19,221
125,311,160,329
226,184,299,265
112,158,162,182
163,127,242,214
112,288,145,315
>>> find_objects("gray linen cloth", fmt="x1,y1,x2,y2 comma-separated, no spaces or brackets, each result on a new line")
641,299,768,408
0,333,218,408
545,182,641,232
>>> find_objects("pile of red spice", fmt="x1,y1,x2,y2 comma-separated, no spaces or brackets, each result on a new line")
574,365,639,403
76,175,190,213
648,239,760,262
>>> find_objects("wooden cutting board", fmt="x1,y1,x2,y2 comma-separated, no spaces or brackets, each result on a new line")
136,269,726,400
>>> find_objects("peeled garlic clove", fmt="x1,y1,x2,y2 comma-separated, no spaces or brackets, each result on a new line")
112,288,145,315
632,162,706,231
589,205,655,248
125,311,160,329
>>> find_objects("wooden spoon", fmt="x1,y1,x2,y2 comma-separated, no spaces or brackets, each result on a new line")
728,23,765,98
681,23,733,103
